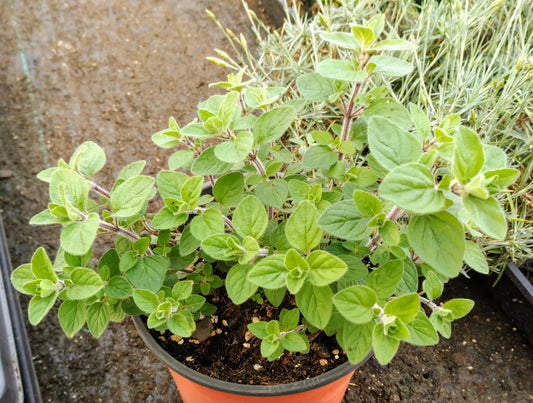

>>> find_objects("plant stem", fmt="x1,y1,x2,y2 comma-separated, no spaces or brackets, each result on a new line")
419,296,438,310
195,207,235,232
366,206,405,251
248,152,266,176
339,57,371,145
89,182,111,199
280,324,307,338
99,220,153,255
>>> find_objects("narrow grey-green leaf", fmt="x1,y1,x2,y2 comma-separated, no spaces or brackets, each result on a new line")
369,39,415,52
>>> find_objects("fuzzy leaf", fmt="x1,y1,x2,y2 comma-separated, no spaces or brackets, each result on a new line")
317,59,368,82
296,73,338,102
58,300,87,338
318,200,372,241
213,172,245,206
333,285,377,324
226,264,258,305
367,116,422,171
111,176,155,217
233,196,268,239
453,126,484,185
248,255,287,289
253,106,296,144
462,195,507,240
285,201,323,252
379,163,446,214
296,282,333,329
407,212,465,278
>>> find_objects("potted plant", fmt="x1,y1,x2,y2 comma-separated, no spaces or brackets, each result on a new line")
9,14,519,402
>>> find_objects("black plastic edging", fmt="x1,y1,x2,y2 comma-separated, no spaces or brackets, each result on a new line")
506,261,533,306
133,316,372,397
0,215,42,403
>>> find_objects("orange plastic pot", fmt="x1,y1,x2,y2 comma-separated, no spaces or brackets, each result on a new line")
133,316,372,402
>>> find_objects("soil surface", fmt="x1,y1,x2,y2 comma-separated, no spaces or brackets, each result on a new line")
153,292,349,385
1,1,532,402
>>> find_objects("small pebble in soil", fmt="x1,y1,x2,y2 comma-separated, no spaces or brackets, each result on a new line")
243,343,250,349
319,359,328,366
245,331,253,341
222,319,228,326
252,316,260,323
0,169,13,179
211,316,218,323
216,328,222,334
253,364,262,370
186,356,194,362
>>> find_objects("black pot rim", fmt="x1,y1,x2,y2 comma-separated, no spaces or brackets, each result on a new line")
132,315,372,397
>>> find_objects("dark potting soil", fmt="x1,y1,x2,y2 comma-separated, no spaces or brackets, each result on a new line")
150,293,348,385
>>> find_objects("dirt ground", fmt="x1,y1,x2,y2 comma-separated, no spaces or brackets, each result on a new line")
0,1,532,402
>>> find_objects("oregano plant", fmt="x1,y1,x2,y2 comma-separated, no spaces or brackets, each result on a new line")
11,14,519,366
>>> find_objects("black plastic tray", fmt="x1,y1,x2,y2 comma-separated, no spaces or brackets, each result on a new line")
0,215,41,403
506,260,533,306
